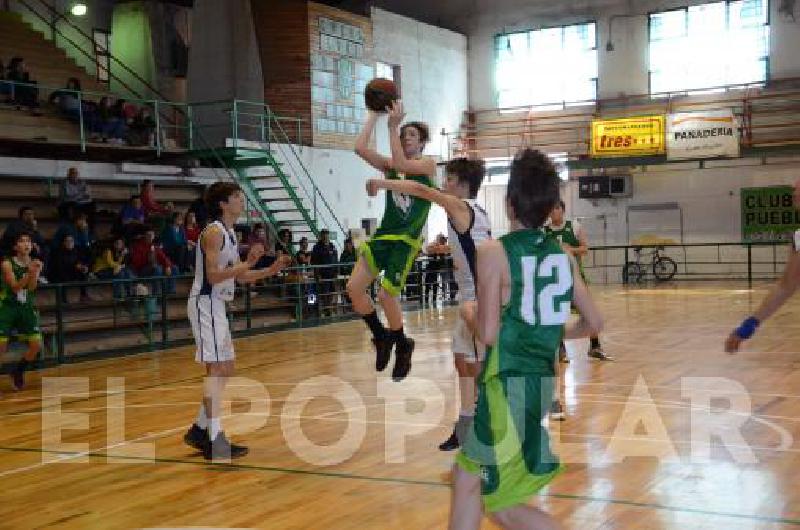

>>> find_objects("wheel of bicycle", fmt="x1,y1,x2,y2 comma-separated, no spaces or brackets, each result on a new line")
622,261,644,284
653,256,677,281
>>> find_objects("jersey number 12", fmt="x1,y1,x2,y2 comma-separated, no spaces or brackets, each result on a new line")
520,254,572,326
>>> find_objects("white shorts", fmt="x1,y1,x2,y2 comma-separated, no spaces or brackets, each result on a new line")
188,295,234,363
451,314,483,362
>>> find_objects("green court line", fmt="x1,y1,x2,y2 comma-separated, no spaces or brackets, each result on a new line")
1,445,799,526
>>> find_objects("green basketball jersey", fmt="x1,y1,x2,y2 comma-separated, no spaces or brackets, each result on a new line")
0,258,34,306
545,219,579,247
483,229,574,380
373,168,433,245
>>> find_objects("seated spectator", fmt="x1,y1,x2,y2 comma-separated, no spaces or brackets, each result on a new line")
93,237,135,299
6,57,40,114
90,96,126,144
339,237,357,277
52,212,95,264
311,229,338,312
184,211,200,270
0,59,11,98
249,223,276,270
1,206,47,265
275,228,293,255
58,167,97,227
141,179,173,230
130,229,176,295
119,194,146,239
188,188,208,228
49,235,91,302
128,106,156,147
297,237,312,267
48,78,83,123
160,212,189,271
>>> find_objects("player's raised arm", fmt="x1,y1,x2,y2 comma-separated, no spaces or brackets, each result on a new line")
366,177,471,229
354,111,391,172
564,255,603,340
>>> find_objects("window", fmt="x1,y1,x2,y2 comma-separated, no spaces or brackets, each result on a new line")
93,29,111,84
495,22,597,109
649,0,769,95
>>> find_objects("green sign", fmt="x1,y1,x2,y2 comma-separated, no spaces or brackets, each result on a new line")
741,186,800,242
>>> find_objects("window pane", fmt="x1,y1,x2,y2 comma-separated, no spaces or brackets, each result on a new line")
649,1,768,94
495,23,596,107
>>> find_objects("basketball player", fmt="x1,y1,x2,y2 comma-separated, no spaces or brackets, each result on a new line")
725,177,800,353
449,149,602,530
349,101,436,381
183,182,291,460
367,157,490,450
0,232,43,391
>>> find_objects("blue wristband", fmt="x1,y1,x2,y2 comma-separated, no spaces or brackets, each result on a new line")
734,317,760,340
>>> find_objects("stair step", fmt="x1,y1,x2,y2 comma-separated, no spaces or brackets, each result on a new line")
269,208,306,214
255,185,298,190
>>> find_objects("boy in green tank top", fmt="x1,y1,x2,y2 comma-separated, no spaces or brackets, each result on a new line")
347,101,436,381
449,149,603,529
0,232,43,391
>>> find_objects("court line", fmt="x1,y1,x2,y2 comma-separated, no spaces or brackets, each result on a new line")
0,445,798,526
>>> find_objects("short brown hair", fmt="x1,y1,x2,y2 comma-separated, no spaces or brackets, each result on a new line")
205,182,242,219
445,158,485,198
400,121,430,145
507,149,560,229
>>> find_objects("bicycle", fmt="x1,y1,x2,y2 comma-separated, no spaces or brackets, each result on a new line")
622,245,677,284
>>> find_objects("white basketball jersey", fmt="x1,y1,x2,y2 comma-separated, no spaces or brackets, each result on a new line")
190,220,239,301
448,200,492,302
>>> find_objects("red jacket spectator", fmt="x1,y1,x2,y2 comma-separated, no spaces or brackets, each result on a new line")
141,180,170,216
130,235,172,274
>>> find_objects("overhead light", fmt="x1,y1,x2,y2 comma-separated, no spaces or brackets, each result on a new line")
71,3,87,16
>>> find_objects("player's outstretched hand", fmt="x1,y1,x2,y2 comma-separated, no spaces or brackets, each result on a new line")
246,243,266,267
366,179,380,197
724,333,743,354
387,100,405,128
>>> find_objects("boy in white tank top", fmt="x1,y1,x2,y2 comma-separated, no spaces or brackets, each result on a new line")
184,182,291,461
368,157,489,451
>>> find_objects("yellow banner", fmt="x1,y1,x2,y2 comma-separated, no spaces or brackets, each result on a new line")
591,116,666,157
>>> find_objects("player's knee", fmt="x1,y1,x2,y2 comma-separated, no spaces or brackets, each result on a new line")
489,509,515,528
452,464,480,495
376,288,395,304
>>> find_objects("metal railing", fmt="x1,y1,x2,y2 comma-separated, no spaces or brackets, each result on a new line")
16,256,459,369
582,241,791,286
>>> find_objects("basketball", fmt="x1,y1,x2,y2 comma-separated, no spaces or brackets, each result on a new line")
364,78,398,112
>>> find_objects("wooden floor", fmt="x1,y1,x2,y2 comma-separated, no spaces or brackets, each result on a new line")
0,281,799,529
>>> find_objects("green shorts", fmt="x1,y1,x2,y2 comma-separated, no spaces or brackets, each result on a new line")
456,374,562,513
358,236,419,297
0,302,41,342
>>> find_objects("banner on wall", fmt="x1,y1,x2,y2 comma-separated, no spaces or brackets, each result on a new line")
667,110,740,160
590,116,665,157
741,186,800,242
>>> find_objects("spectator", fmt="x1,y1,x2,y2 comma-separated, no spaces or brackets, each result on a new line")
58,167,97,227
6,57,40,114
1,206,47,264
130,229,176,295
141,179,173,230
119,194,146,239
235,228,248,261
160,211,189,271
311,229,338,314
275,228,293,255
249,223,276,270
49,234,91,302
52,212,95,264
93,237,135,299
188,188,208,228
128,106,156,147
92,96,126,144
48,78,83,123
296,237,312,266
339,237,356,277
184,211,200,269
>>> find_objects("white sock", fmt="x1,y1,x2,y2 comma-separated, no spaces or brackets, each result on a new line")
209,418,222,439
195,404,208,429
